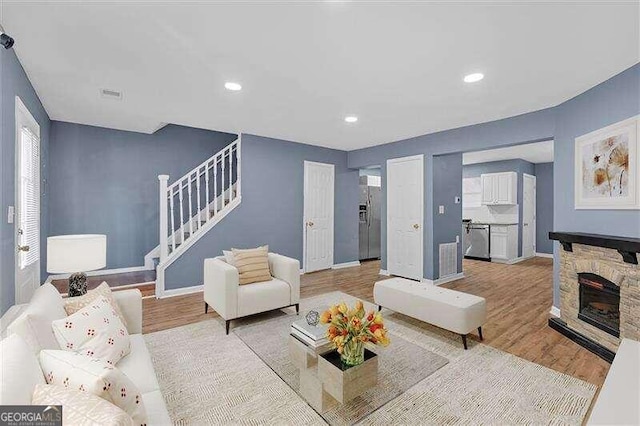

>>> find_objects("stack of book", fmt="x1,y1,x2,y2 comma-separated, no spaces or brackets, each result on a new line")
291,318,329,348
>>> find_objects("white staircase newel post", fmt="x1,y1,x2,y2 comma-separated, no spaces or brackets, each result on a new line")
158,175,170,262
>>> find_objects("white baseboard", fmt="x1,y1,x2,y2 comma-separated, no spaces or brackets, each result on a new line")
299,269,305,275
535,252,554,259
550,306,561,317
331,261,360,270
422,273,464,286
159,285,203,298
505,255,535,265
379,269,390,276
45,266,150,283
433,272,465,286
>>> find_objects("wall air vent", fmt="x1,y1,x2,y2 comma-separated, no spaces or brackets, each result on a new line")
100,88,122,100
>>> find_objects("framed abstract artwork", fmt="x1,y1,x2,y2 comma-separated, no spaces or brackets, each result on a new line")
575,115,639,209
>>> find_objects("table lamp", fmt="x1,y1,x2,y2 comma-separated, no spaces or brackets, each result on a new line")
47,234,107,297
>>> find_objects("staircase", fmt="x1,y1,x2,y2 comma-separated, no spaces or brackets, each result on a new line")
154,136,241,296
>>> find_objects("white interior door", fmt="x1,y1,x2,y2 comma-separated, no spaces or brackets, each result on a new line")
304,161,334,272
522,173,536,258
15,97,41,304
387,154,423,281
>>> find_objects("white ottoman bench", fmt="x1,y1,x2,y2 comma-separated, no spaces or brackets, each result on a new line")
374,277,487,349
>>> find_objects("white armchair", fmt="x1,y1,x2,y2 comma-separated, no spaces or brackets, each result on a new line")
204,253,300,334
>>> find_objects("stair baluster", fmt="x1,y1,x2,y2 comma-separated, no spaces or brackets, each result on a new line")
205,164,210,223
228,146,233,203
187,173,194,237
213,157,218,216
196,167,202,230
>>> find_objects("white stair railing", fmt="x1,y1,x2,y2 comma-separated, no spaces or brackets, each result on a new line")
157,137,241,268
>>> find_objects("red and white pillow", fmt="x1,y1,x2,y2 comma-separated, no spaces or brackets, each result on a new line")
39,350,147,426
51,296,131,365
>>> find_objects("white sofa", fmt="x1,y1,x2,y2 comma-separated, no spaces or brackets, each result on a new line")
588,338,640,425
204,252,300,334
0,283,171,425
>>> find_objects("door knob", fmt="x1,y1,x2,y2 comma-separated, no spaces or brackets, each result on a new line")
413,224,420,229
307,221,314,227
17,245,30,252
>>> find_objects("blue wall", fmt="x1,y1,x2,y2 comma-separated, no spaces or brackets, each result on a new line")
347,108,556,279
552,63,640,307
1,48,51,314
165,134,359,289
433,153,463,278
48,122,237,270
534,162,554,254
463,159,536,257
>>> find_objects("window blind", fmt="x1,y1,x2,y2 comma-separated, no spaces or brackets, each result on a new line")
19,126,40,269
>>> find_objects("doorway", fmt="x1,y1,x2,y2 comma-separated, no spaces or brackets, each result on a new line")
15,96,41,304
303,161,335,273
387,155,424,281
522,173,537,258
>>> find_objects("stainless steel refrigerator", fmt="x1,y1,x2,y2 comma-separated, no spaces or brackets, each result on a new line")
359,176,381,260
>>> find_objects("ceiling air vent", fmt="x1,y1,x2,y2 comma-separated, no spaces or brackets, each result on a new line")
100,88,122,100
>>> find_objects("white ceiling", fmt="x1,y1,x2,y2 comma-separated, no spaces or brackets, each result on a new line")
463,140,554,165
2,2,638,150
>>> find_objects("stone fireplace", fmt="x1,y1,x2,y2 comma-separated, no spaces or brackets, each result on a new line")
550,232,640,361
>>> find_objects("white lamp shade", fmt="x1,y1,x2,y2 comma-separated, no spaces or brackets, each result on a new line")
47,234,107,273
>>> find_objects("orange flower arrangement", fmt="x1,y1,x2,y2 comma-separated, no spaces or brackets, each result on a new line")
320,300,390,366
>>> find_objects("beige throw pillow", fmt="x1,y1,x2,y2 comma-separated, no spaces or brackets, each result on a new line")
64,282,128,327
232,245,272,285
32,384,134,426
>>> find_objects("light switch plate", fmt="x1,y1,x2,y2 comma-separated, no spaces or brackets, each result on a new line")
439,205,445,214
7,206,14,224
456,235,460,243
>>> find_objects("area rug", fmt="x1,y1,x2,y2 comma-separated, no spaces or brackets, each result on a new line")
232,308,449,425
144,291,597,425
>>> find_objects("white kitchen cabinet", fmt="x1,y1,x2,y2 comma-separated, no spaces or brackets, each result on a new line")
490,224,518,262
480,172,517,205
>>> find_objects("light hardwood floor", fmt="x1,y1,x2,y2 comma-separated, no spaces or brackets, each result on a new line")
142,257,610,387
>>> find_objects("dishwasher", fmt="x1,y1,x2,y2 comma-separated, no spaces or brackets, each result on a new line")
463,222,491,261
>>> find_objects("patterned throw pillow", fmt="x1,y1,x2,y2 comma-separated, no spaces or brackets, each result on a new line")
39,350,147,426
232,245,272,285
64,282,128,327
52,296,131,365
32,384,134,426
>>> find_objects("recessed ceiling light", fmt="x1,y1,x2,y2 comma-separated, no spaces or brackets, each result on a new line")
463,73,484,83
224,82,242,91
344,116,358,123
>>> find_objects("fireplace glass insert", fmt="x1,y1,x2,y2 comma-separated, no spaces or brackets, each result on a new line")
578,273,620,338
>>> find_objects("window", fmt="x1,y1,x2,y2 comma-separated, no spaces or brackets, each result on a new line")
19,126,40,269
